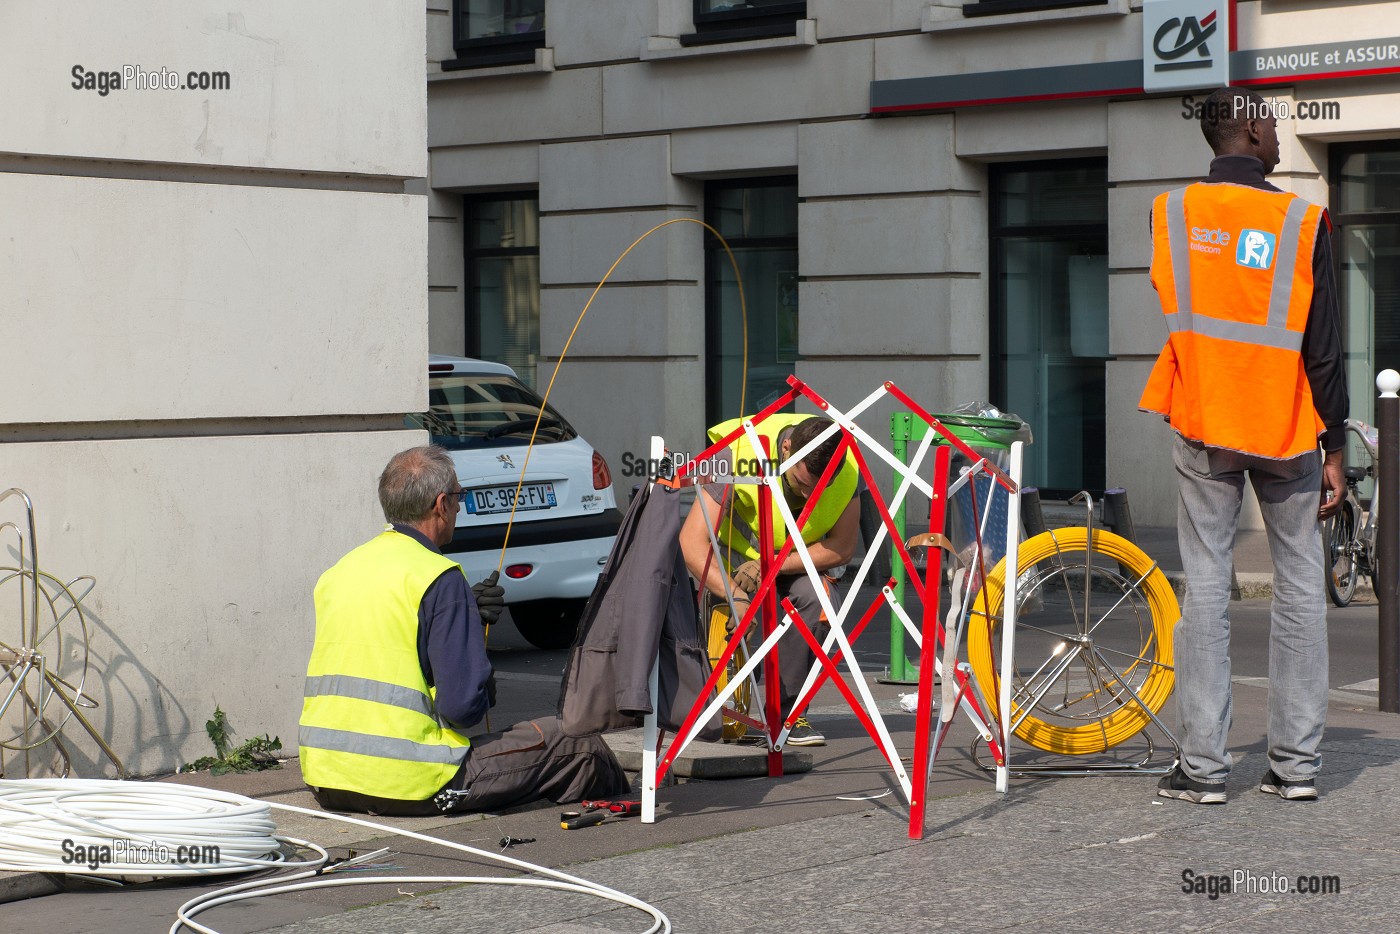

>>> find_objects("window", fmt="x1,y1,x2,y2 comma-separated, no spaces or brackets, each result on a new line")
990,160,1109,497
684,0,805,46
1330,141,1400,485
963,0,1105,17
410,370,576,451
446,0,545,69
465,194,541,389
704,178,799,425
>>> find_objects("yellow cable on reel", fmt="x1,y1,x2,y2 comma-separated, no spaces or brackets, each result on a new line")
965,527,1178,756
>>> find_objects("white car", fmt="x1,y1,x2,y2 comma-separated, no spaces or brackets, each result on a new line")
409,355,621,649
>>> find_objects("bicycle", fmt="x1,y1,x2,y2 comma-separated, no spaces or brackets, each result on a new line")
1324,418,1380,608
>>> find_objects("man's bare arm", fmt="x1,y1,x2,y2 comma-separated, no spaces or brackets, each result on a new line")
680,487,737,598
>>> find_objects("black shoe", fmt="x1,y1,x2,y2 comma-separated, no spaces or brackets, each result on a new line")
785,718,826,747
1157,766,1227,804
1259,769,1317,801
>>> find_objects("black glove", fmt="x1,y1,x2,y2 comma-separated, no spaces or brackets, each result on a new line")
472,570,505,626
485,672,497,709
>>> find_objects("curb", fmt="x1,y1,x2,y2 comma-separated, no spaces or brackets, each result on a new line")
602,729,813,779
1164,571,1374,602
0,872,62,906
1166,571,1273,600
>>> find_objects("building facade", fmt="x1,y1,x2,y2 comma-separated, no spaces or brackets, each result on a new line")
427,0,1400,527
1,1,426,775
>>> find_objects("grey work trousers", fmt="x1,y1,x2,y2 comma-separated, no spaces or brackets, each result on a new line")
773,573,833,715
311,716,629,817
1172,435,1328,785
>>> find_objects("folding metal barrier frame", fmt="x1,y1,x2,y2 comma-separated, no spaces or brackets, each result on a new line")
635,376,1022,838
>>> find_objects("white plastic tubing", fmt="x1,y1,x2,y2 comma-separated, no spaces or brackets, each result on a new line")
0,779,670,934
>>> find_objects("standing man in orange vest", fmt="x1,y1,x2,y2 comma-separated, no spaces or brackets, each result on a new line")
1141,87,1347,804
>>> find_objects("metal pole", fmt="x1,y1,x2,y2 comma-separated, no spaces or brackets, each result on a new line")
1020,487,1046,540
1377,370,1400,714
1102,488,1136,544
890,415,909,682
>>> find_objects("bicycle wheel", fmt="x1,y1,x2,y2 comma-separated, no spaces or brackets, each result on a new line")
966,528,1178,755
706,604,752,742
1323,499,1359,608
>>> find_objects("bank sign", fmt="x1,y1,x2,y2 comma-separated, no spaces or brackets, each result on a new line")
871,24,1400,112
1142,0,1229,93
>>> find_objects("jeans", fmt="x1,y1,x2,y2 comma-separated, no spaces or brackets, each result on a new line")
1172,435,1328,784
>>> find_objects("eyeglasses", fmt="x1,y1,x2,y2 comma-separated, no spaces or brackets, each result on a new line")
448,489,469,505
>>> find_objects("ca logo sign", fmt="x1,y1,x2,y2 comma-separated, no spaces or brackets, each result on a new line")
1153,9,1218,71
1236,230,1276,270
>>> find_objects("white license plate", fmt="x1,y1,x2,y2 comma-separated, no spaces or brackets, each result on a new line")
465,482,557,515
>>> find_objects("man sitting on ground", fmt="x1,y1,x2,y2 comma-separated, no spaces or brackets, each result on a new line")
299,445,628,815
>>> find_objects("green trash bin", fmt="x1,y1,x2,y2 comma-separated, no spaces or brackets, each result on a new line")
885,411,1027,683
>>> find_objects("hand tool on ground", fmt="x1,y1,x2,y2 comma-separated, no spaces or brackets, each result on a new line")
560,809,609,830
580,800,642,816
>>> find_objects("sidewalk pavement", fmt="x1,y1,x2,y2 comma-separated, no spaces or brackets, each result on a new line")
0,522,1387,931
4,675,1397,932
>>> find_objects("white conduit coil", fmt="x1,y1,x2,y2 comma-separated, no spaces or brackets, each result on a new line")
0,779,670,934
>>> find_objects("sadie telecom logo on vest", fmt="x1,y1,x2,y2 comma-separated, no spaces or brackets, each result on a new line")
1236,230,1276,269
1142,0,1230,93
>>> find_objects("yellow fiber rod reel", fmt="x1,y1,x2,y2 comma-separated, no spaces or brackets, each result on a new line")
966,527,1178,756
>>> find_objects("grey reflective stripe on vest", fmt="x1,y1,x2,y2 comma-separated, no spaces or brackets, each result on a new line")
298,725,469,765
1163,312,1304,351
1265,197,1312,329
1165,188,1194,323
1163,187,1311,353
304,674,434,719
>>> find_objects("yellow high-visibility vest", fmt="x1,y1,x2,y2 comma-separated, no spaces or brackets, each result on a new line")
706,414,858,571
299,530,470,800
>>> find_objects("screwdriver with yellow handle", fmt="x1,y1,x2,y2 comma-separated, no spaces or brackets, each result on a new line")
560,809,609,830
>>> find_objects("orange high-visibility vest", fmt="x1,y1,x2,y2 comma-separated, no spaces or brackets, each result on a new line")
1138,182,1326,458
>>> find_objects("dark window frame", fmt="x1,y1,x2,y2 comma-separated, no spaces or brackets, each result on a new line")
1327,139,1400,495
988,158,1109,499
464,191,540,384
963,0,1106,18
703,176,800,426
444,0,545,70
682,0,805,47
1329,138,1400,227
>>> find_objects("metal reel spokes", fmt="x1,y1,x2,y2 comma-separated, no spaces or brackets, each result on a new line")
966,528,1178,755
0,567,96,752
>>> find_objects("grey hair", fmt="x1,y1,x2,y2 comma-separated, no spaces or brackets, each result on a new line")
378,445,458,524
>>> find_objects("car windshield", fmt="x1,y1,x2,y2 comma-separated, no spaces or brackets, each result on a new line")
408,373,578,449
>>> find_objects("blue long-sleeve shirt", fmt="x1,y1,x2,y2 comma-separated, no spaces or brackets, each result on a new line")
391,524,493,733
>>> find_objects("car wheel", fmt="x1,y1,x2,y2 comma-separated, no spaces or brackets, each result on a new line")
509,599,587,650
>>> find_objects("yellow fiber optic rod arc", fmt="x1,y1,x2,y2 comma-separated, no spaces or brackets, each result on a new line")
492,216,751,576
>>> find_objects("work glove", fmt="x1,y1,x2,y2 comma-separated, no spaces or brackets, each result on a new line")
726,593,751,634
731,559,763,597
472,570,505,626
